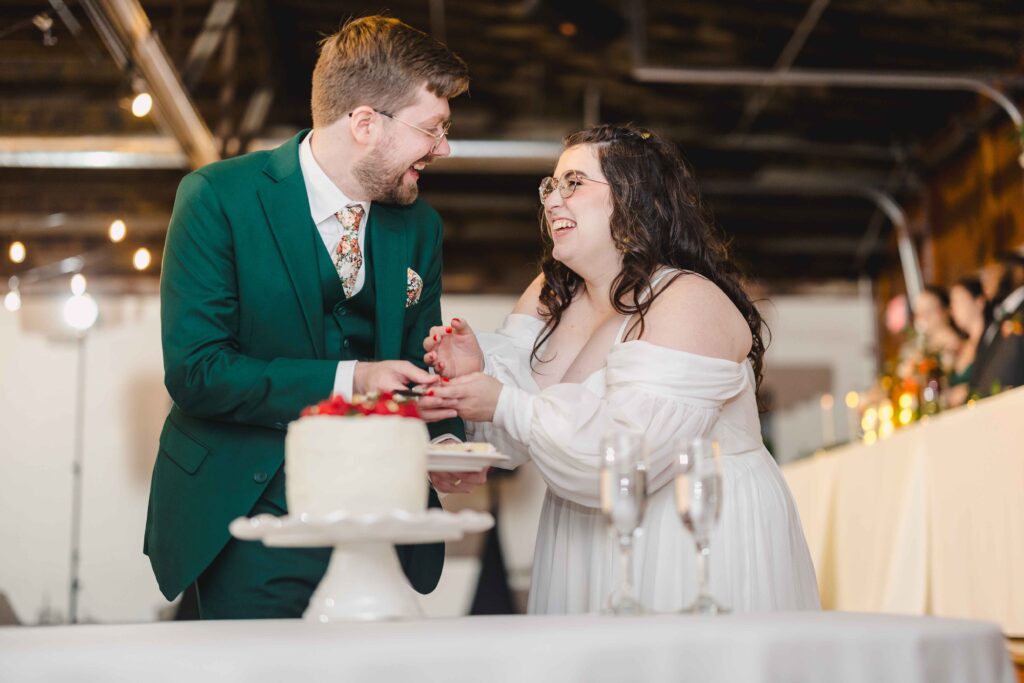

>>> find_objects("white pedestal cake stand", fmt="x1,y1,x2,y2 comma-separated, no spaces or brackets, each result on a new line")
230,509,494,623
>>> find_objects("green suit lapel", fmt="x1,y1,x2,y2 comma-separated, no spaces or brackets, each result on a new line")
368,204,406,360
257,132,325,359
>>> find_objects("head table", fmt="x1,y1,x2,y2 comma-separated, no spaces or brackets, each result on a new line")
0,611,1014,683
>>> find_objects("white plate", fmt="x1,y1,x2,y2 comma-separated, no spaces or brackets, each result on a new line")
427,450,510,472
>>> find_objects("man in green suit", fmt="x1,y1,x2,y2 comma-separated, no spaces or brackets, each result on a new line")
145,16,481,619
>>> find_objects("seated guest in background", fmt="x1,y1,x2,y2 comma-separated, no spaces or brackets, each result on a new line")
971,252,1024,397
979,259,1006,302
913,285,962,370
423,124,820,614
947,277,989,407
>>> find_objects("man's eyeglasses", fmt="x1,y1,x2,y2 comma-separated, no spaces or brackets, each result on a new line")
538,169,610,203
349,109,452,154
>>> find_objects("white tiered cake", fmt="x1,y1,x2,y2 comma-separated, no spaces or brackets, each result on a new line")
285,394,429,517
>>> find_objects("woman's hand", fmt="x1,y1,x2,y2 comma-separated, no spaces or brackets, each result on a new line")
430,372,502,423
414,387,459,423
423,318,484,379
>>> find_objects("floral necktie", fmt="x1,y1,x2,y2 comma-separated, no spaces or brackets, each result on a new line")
334,203,365,298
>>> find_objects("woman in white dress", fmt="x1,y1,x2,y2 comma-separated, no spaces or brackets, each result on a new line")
425,124,819,614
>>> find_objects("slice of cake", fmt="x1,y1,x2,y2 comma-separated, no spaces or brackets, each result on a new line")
285,393,428,517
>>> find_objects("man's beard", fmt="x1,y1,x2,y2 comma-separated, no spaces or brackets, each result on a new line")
353,146,426,205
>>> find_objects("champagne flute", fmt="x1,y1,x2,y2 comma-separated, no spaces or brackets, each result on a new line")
599,426,648,615
675,436,728,614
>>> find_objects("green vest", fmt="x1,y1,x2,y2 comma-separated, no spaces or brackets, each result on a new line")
317,225,376,364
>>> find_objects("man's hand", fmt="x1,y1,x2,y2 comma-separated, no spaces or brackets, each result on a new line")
430,467,489,494
353,360,438,395
423,318,484,378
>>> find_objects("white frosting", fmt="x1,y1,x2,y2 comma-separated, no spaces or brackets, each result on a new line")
285,415,428,516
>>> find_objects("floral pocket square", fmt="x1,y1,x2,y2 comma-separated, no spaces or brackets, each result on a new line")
406,268,423,308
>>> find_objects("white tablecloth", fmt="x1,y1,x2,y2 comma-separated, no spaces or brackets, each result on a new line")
783,387,1024,635
0,612,1014,683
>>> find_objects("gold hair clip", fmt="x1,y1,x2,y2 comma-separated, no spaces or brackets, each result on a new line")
640,131,651,139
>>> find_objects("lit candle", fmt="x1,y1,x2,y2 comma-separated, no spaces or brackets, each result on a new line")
844,391,860,442
819,393,836,447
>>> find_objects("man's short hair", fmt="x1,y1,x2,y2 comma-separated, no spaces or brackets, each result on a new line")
311,16,469,128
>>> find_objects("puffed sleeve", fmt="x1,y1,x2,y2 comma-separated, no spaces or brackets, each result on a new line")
492,342,751,507
463,314,546,466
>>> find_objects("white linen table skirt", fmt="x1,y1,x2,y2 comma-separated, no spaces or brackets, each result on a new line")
0,612,1013,683
783,386,1024,635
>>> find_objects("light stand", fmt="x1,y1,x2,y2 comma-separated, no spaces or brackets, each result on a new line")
63,282,98,623
68,330,87,624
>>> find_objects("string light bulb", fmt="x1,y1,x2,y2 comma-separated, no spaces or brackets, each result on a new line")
70,273,87,296
133,247,152,270
109,219,126,242
131,92,153,118
4,290,20,312
9,241,26,264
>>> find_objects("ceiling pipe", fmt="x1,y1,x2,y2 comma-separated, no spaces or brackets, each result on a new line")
79,0,219,168
0,136,564,172
634,67,1024,133
703,180,923,306
0,135,187,169
0,133,907,168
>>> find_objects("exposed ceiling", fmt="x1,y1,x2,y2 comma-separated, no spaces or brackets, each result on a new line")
2,0,1023,293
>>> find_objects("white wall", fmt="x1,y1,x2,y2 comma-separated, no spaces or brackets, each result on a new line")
0,294,168,624
759,291,879,462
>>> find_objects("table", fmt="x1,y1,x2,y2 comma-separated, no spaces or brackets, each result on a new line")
0,612,1014,683
783,387,1024,635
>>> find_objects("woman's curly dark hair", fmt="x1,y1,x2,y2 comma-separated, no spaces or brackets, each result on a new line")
532,123,768,394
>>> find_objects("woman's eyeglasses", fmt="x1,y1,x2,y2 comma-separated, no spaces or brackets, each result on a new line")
538,170,609,203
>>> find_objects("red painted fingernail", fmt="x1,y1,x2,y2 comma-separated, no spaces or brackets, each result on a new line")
442,377,449,383
452,318,461,323
427,390,434,396
445,327,453,334
433,335,438,341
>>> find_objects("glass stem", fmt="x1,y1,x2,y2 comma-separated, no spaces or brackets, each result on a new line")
618,531,635,598
695,537,711,599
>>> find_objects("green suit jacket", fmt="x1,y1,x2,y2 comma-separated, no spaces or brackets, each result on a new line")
144,131,463,601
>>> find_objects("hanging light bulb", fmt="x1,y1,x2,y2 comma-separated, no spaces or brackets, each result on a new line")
4,290,21,312
70,273,87,296
108,219,126,243
9,241,26,264
131,92,153,118
133,247,152,270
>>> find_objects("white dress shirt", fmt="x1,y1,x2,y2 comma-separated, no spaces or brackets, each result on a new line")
298,131,368,400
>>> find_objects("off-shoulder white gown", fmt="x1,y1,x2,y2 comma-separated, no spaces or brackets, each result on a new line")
468,271,820,614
